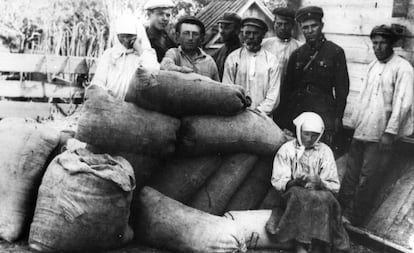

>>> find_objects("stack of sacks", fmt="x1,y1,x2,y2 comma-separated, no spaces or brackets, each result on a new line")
224,210,293,250
0,118,60,242
136,187,247,253
41,69,289,252
29,141,135,252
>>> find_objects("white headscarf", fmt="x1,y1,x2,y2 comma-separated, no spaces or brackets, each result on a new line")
293,112,325,158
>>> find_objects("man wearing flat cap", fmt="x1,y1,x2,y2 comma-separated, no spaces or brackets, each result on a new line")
339,25,414,226
223,17,281,115
145,0,177,62
281,6,349,148
262,7,301,123
161,16,220,81
262,7,300,75
212,12,242,81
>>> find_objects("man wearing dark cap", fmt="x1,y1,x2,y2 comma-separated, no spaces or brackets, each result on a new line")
212,12,242,81
281,6,349,148
262,7,300,74
161,16,219,81
223,17,281,115
338,25,414,226
145,0,177,62
262,7,301,124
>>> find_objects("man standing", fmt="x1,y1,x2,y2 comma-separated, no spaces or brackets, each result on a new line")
144,0,176,62
223,17,281,115
262,7,301,123
281,6,349,146
161,16,220,81
262,7,300,76
339,25,414,226
212,12,242,81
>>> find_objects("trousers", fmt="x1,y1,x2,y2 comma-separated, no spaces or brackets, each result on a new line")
338,139,393,225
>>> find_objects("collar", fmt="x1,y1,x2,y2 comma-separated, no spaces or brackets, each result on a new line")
110,44,139,59
378,52,395,64
178,46,206,60
277,36,292,43
146,26,165,39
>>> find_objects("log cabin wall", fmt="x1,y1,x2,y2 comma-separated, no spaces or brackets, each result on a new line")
301,0,414,126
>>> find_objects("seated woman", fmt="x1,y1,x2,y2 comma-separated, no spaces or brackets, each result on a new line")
266,112,350,253
90,14,159,100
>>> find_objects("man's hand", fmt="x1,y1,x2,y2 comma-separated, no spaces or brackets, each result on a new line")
379,133,394,151
179,66,194,73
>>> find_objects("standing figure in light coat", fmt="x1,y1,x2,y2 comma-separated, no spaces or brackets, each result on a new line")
223,17,281,116
90,15,159,100
339,25,414,226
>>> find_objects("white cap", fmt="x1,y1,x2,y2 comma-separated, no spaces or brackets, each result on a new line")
115,15,138,34
144,0,174,10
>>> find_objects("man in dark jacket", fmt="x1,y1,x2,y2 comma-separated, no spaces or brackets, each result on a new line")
212,12,242,81
281,6,349,147
145,0,177,62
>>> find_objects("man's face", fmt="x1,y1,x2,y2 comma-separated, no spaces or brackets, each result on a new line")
117,34,137,49
274,16,294,40
177,23,203,51
300,130,320,148
300,19,323,43
242,25,265,52
219,22,240,43
372,35,393,61
148,8,172,30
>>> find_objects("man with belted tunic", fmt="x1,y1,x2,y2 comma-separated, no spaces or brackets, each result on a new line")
281,6,349,146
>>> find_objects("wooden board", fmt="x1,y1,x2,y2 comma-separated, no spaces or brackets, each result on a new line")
365,153,414,249
0,53,97,74
0,101,77,119
0,81,83,98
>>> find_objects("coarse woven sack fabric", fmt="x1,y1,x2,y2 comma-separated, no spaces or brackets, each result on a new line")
178,109,289,156
225,157,273,211
76,85,180,157
136,187,247,253
224,210,293,250
126,68,249,116
29,148,135,252
0,118,60,242
189,153,258,215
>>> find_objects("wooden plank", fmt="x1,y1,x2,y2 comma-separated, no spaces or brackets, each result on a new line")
0,81,83,98
0,53,97,74
0,101,76,119
366,166,414,248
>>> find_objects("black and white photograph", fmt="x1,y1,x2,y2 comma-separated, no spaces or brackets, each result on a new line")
0,0,413,252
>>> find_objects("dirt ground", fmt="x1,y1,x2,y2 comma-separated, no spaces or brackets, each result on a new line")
0,239,379,253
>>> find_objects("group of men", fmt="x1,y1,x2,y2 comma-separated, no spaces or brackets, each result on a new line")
92,0,414,231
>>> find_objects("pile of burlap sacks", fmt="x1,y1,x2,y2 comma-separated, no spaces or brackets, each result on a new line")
0,69,293,253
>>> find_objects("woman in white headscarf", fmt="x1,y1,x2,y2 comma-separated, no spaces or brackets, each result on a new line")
266,112,349,253
90,14,159,100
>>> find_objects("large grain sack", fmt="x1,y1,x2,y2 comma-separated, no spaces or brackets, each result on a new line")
125,68,249,116
136,187,247,253
178,110,289,156
189,154,258,215
0,118,60,242
225,157,273,211
76,85,180,157
29,148,135,252
224,210,293,250
148,155,222,204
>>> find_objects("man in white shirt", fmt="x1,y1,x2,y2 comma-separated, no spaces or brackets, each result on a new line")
339,25,414,226
223,17,281,116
